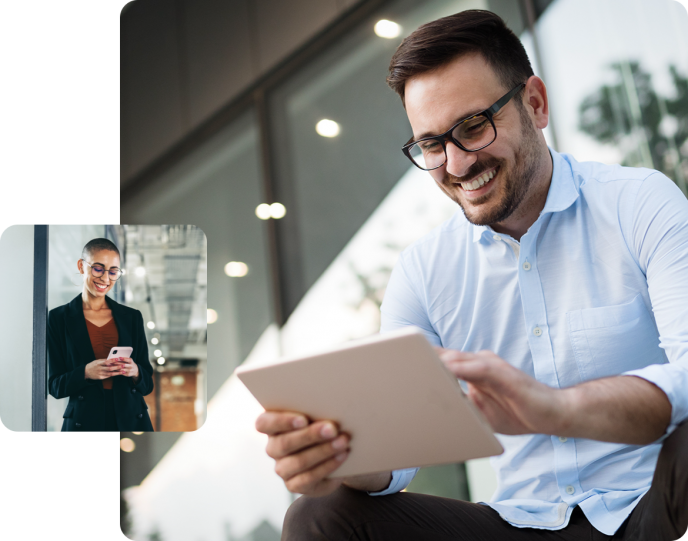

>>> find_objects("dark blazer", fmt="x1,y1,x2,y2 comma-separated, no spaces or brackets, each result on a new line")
47,294,155,431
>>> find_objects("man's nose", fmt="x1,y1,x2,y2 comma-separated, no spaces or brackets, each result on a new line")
444,141,478,179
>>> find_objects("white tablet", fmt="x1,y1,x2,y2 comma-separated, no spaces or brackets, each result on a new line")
235,326,503,478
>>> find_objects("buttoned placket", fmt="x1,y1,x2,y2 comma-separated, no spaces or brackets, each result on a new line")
517,218,583,507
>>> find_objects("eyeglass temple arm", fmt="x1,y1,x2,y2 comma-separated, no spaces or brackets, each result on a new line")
486,83,526,116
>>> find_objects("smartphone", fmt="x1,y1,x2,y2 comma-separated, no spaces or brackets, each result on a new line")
107,347,133,361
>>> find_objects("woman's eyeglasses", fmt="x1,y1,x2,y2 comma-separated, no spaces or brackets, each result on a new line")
81,260,123,281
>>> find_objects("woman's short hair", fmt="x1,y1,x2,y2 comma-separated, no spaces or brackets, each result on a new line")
386,10,534,105
82,238,121,261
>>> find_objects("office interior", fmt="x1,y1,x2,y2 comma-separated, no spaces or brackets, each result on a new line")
119,0,688,539
0,224,207,433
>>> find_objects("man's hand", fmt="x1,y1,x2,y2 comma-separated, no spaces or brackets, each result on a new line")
437,348,564,435
436,347,672,444
256,411,350,497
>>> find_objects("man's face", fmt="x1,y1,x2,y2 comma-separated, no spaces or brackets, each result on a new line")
404,53,543,227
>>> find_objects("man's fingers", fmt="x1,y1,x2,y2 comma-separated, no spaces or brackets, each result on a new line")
256,411,309,435
274,435,349,480
265,421,339,459
284,452,349,495
443,357,493,381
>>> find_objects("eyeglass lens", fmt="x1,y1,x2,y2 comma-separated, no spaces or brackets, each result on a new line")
90,265,121,281
407,116,496,171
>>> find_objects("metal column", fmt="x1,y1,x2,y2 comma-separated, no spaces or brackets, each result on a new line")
31,225,49,431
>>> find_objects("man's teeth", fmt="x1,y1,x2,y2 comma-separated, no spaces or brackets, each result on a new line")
461,169,495,191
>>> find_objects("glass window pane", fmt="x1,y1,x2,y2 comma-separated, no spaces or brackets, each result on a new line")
269,0,493,317
120,110,272,399
528,0,688,193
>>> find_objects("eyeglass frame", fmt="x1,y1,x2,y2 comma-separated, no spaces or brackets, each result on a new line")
401,82,527,171
80,259,124,281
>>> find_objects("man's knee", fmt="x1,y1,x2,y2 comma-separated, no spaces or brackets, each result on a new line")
282,486,370,540
660,421,688,472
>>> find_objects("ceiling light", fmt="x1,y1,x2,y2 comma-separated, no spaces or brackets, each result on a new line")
132,432,143,435
270,202,286,219
255,203,271,220
147,321,155,330
151,337,159,345
154,349,162,357
224,261,248,277
135,266,146,277
207,309,218,324
316,119,340,137
125,290,134,302
120,438,136,452
157,357,166,365
171,375,185,386
374,19,401,39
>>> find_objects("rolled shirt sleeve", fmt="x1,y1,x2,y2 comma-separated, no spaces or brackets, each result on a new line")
624,172,688,432
368,467,420,496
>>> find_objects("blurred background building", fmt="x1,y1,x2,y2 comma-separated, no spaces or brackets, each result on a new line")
119,0,688,540
0,224,207,433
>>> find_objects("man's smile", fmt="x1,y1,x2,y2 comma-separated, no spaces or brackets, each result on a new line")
452,166,499,200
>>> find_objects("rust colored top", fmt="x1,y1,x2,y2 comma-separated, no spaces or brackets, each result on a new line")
85,318,119,389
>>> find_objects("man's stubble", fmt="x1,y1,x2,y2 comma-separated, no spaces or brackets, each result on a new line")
443,105,543,228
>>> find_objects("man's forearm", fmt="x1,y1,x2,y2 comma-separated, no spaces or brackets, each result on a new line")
558,375,672,445
342,471,393,493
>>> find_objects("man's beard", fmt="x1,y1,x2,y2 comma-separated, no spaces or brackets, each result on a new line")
442,108,542,227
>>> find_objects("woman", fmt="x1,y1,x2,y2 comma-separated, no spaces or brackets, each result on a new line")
48,238,154,431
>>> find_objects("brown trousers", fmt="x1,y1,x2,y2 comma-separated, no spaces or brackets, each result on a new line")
282,422,688,541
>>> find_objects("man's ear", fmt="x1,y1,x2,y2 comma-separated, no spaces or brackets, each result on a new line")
524,76,549,130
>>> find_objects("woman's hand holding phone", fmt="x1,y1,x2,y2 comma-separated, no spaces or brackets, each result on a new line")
116,357,139,379
84,359,123,380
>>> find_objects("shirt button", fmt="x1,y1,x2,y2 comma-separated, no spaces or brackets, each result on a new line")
559,436,568,443
137,414,143,419
493,234,501,241
78,395,84,401
522,261,531,271
131,388,136,393
565,485,575,495
533,327,542,336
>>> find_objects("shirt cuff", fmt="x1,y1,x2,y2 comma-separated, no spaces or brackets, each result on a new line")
368,468,419,496
623,362,688,436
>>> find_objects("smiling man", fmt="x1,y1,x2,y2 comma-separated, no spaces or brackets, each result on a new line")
257,10,688,541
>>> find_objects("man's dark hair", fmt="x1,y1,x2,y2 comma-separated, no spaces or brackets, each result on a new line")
387,10,534,105
82,238,120,260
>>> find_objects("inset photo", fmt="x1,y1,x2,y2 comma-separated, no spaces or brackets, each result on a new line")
0,225,207,432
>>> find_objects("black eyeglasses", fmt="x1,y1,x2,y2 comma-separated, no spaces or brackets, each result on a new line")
81,260,123,281
402,83,526,171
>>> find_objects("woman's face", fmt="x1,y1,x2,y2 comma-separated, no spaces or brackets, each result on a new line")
78,249,121,298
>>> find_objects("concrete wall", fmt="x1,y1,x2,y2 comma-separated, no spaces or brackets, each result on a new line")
121,0,363,185
0,226,34,431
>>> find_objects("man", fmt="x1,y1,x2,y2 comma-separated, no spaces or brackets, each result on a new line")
256,10,688,540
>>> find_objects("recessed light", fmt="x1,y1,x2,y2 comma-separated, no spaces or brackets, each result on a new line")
224,261,248,277
316,119,340,137
270,202,286,219
147,321,155,330
120,438,136,452
255,203,271,220
374,19,401,39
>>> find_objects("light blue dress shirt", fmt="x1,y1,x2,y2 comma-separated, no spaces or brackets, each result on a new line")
374,149,688,535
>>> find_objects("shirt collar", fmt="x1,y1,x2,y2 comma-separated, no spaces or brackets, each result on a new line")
471,148,579,243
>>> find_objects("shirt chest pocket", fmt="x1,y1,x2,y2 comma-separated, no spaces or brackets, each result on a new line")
566,294,668,382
